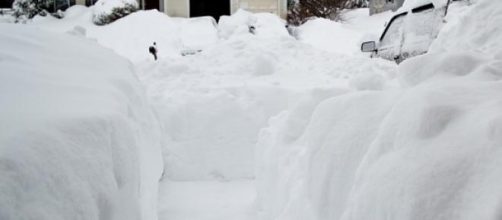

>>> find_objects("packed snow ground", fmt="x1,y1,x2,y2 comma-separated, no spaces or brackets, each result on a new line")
159,180,256,220
2,0,501,219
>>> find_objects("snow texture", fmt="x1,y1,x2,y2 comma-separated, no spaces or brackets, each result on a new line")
256,1,502,220
2,1,501,220
0,24,163,220
28,7,218,62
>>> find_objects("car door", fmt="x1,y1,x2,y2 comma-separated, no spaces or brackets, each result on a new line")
400,3,444,60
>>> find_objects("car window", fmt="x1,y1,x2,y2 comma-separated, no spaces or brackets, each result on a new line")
401,6,443,58
378,13,406,60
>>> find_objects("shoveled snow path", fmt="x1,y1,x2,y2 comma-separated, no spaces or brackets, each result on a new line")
158,180,257,220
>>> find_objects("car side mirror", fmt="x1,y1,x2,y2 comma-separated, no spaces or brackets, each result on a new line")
361,41,377,53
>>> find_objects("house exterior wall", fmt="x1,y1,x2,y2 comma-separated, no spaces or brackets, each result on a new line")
164,0,189,17
233,0,277,14
163,0,287,19
369,0,405,15
72,0,286,19
74,0,86,6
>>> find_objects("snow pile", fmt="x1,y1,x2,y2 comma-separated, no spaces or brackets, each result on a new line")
30,7,218,62
175,16,218,51
256,0,502,220
0,24,163,220
218,9,290,40
297,18,361,55
296,9,392,55
136,22,396,181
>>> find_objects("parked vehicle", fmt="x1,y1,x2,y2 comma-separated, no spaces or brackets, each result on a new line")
361,2,450,63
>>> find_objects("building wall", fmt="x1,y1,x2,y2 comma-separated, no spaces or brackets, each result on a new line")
163,0,287,19
164,0,188,17
233,0,277,14
75,0,86,5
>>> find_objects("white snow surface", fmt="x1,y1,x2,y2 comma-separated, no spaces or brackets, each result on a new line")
218,9,290,40
296,9,392,55
28,6,218,62
0,24,163,220
159,180,256,220
256,1,502,220
136,26,396,181
2,1,501,220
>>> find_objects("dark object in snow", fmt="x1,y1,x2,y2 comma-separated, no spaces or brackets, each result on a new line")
149,42,157,61
181,49,202,56
249,25,256,35
285,24,298,38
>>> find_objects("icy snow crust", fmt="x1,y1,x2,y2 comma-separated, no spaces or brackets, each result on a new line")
0,25,163,220
257,0,502,220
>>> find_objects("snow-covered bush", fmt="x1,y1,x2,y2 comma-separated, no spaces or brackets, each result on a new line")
12,0,44,20
12,0,67,21
287,0,350,25
345,0,369,8
92,0,139,25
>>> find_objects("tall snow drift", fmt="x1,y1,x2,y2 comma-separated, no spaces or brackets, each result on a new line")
0,24,163,220
256,0,502,220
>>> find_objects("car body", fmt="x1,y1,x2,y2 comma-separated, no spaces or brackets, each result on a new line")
361,2,448,63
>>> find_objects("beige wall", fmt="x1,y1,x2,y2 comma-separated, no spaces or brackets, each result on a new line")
75,0,86,5
163,0,286,19
233,0,278,15
164,0,189,17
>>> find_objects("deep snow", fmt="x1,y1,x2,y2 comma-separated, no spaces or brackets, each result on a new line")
1,0,501,220
0,24,163,220
256,0,502,220
159,180,256,220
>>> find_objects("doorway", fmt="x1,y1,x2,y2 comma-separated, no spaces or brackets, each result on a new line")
144,0,160,10
189,0,230,21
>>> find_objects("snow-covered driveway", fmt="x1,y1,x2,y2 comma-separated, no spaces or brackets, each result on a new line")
128,10,395,220
7,1,502,219
159,180,256,220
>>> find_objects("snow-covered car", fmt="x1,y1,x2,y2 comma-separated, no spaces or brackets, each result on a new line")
361,2,447,63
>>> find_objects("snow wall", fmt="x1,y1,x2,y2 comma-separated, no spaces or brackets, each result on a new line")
256,0,502,220
0,24,163,220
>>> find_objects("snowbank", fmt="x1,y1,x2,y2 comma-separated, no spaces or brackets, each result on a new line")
218,9,290,40
297,18,361,55
30,7,218,62
296,9,392,55
256,0,502,219
136,22,396,181
0,24,163,220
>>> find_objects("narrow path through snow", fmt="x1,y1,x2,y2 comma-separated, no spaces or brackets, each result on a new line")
158,180,257,220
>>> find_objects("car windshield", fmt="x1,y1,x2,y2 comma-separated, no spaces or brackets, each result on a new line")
378,13,406,60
